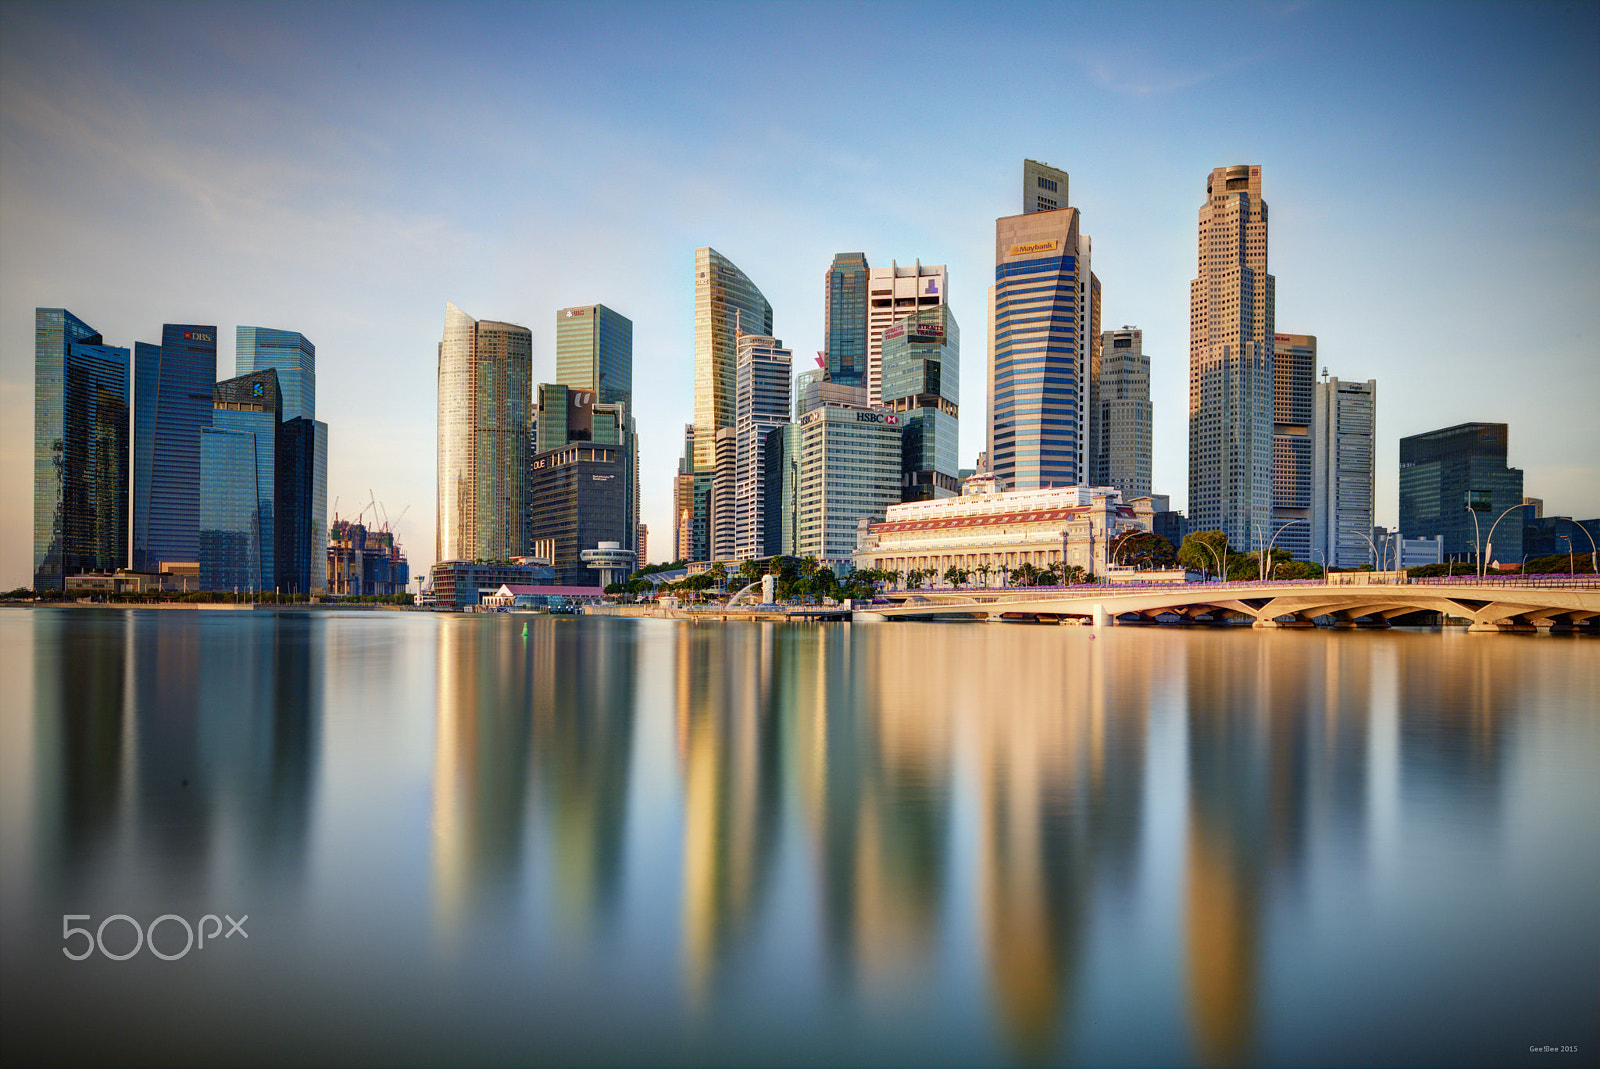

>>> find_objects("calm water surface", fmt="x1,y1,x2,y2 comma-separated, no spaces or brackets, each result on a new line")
1,607,1595,1067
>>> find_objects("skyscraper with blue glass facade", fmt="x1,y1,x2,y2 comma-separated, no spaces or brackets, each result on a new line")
200,369,281,591
881,304,960,500
133,324,216,572
235,325,326,593
33,308,130,590
989,163,1098,491
237,327,315,421
824,253,869,388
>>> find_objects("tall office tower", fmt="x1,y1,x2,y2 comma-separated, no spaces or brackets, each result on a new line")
1272,333,1316,560
1092,328,1152,500
673,424,713,563
200,369,281,591
532,382,637,568
238,325,327,593
693,248,772,473
276,416,329,594
237,327,316,421
556,304,632,408
796,400,902,572
1023,158,1068,214
865,261,946,406
988,162,1096,491
132,324,216,573
881,305,960,500
824,253,869,388
762,424,799,558
33,308,129,590
436,302,532,563
636,524,648,567
1399,422,1524,563
733,334,793,560
711,426,739,561
1311,377,1377,569
1189,164,1275,552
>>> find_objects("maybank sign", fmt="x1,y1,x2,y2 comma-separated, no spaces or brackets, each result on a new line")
1008,240,1059,257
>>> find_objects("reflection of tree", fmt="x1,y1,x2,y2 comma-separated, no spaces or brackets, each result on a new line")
677,623,784,1006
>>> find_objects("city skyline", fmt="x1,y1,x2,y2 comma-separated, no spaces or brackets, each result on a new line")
2,1,1597,586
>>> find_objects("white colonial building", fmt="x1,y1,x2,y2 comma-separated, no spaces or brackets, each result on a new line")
852,475,1155,583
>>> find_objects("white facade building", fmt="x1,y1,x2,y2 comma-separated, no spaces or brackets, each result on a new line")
865,261,946,407
853,478,1153,583
1311,376,1377,569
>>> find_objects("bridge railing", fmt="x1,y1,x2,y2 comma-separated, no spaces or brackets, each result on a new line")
880,574,1600,599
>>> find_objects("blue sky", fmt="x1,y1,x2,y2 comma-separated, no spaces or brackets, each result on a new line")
2,0,1596,586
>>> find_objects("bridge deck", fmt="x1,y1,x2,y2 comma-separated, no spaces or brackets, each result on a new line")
861,579,1600,632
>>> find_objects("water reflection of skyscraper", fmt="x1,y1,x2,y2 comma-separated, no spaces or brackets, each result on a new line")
34,610,126,888
33,611,321,902
677,622,784,1005
432,616,638,944
963,626,1148,1061
1182,633,1377,1067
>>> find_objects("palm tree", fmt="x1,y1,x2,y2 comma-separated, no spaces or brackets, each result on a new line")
943,565,962,589
977,562,992,589
997,564,1012,588
708,561,727,591
800,555,820,580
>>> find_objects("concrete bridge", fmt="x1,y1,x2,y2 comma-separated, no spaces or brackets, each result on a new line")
858,577,1600,633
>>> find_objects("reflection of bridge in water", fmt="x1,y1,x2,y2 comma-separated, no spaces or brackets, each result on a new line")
859,578,1600,633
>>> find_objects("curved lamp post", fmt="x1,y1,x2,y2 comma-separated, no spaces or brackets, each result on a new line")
1262,519,1309,581
1559,535,1573,577
1310,547,1327,584
1464,505,1484,578
1482,503,1526,578
1196,538,1226,582
1560,517,1598,576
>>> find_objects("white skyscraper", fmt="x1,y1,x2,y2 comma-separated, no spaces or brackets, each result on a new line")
1311,376,1377,569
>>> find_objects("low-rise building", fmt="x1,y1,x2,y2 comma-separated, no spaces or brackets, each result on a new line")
853,477,1153,582
429,559,556,610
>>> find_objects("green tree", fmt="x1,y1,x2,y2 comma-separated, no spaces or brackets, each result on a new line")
1111,531,1178,569
906,568,925,590
1178,531,1230,579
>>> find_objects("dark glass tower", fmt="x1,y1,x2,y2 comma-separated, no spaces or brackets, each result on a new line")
881,305,961,500
132,325,217,572
33,308,129,590
824,252,869,388
1399,422,1524,563
200,369,281,591
276,417,328,595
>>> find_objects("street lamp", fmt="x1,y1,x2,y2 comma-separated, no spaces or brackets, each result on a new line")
1310,547,1327,584
1482,502,1526,578
1195,537,1225,582
1559,535,1573,577
1463,503,1485,579
1560,517,1598,577
1262,519,1309,581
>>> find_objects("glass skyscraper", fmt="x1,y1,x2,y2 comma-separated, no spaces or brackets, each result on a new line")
556,304,632,409
200,369,281,591
437,303,532,563
276,417,329,595
237,326,315,421
132,324,217,572
33,308,129,589
693,248,771,474
1399,422,1523,563
237,325,326,592
989,165,1096,491
881,305,960,501
824,253,869,388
